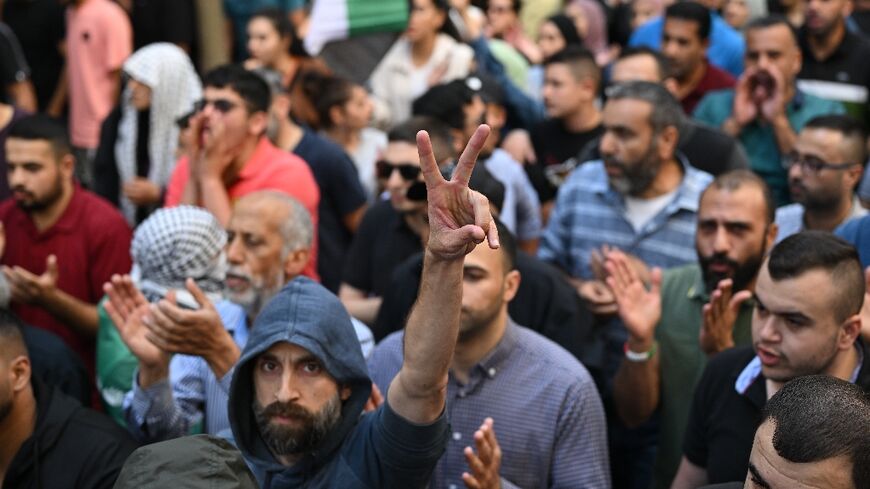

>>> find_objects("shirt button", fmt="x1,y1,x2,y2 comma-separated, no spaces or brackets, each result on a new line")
453,432,462,441
458,390,466,398
488,367,497,378
449,485,458,489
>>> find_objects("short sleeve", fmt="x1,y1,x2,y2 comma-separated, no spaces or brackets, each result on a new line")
100,4,133,71
0,23,30,85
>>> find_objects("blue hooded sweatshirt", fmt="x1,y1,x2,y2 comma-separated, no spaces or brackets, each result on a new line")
228,277,449,488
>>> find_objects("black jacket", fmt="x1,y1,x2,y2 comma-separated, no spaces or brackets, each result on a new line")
2,380,137,489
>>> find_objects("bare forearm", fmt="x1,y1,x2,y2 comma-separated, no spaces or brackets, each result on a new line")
42,289,98,337
341,296,382,325
138,361,170,389
8,81,37,112
613,354,660,427
204,334,240,380
198,176,232,226
46,66,67,117
771,114,797,155
389,250,463,423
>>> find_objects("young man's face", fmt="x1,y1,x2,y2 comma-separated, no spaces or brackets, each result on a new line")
379,141,427,214
542,63,590,119
695,185,774,293
805,0,850,37
252,342,349,461
787,127,861,213
745,25,802,86
199,86,261,153
662,18,707,81
751,263,849,383
745,420,855,489
458,241,518,340
6,138,68,213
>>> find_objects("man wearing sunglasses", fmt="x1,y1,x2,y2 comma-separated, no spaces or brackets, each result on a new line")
163,65,320,279
774,114,867,243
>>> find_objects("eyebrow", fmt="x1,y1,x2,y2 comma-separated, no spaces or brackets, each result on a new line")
748,462,771,489
753,294,811,322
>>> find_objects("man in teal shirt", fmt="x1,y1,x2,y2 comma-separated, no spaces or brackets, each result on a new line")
606,170,778,488
693,16,843,206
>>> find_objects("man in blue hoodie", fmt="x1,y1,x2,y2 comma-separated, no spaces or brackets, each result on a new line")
227,124,502,488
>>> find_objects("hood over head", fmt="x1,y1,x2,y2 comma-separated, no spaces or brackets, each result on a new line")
228,276,371,479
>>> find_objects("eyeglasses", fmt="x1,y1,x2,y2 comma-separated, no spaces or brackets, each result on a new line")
194,98,238,114
376,160,422,181
782,152,856,174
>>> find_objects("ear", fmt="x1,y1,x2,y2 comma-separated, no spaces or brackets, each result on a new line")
503,269,521,303
10,356,31,393
60,153,75,179
486,104,507,132
248,111,269,137
839,314,862,349
329,105,345,127
450,128,465,155
283,248,310,279
656,125,680,161
845,164,863,189
579,76,597,99
340,384,352,401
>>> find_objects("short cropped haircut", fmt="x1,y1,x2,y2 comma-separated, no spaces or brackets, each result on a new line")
388,116,455,165
7,114,71,158
745,15,800,48
0,309,27,359
702,169,776,224
761,375,870,489
544,46,602,92
605,81,684,135
804,114,868,165
494,218,517,272
203,64,271,114
767,231,864,322
665,2,712,41
617,46,672,81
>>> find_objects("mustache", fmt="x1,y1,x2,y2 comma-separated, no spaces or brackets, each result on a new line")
703,253,738,268
11,186,33,198
226,267,252,282
261,400,316,421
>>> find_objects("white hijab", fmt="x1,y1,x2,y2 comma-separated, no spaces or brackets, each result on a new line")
115,43,202,223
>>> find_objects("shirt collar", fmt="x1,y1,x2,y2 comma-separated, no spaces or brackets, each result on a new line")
591,153,703,214
686,265,709,302
474,320,520,379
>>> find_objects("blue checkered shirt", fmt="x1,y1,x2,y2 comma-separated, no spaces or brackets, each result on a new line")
368,321,611,489
538,159,713,279
123,300,248,442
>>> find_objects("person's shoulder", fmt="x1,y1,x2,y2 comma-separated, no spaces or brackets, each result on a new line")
299,130,351,167
78,189,130,229
662,263,701,287
705,345,755,380
699,88,736,105
563,159,605,187
775,203,803,221
49,389,136,451
512,325,594,385
0,197,17,217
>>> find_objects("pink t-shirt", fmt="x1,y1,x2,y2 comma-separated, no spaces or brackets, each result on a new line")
66,0,132,148
165,137,322,280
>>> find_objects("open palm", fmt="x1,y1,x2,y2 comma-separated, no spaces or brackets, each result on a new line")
104,275,169,368
605,250,662,341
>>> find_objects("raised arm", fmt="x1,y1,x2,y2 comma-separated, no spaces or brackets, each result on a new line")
387,124,498,424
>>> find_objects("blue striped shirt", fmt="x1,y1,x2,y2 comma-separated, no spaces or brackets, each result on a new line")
124,300,248,442
368,321,611,489
538,159,712,279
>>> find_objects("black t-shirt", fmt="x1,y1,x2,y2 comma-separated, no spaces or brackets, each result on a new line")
2,0,65,110
131,0,196,54
528,119,604,202
683,343,870,484
294,130,367,293
373,250,597,365
0,21,30,102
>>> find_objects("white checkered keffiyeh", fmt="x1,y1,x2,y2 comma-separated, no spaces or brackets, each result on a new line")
131,206,227,301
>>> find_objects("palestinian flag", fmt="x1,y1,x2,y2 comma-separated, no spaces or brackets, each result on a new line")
304,0,409,55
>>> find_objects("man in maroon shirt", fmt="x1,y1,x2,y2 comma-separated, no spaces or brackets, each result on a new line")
662,2,736,114
0,114,131,373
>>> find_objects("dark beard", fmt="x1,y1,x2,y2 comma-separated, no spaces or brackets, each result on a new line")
0,397,11,424
253,394,342,458
13,174,64,212
699,250,766,294
604,140,663,197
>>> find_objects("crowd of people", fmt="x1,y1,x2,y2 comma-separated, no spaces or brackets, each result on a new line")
1,0,870,488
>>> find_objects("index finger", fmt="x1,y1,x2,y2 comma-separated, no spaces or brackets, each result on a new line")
417,130,446,188
451,124,491,186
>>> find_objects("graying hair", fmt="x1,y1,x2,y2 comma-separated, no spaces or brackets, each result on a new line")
243,191,314,256
605,81,684,135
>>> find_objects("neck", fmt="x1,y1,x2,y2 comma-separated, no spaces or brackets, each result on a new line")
0,105,12,129
0,388,37,477
273,55,298,81
275,119,304,152
786,2,805,26
324,125,360,151
451,312,508,384
562,105,601,133
808,21,846,60
635,158,683,199
31,183,74,232
675,60,708,100
767,341,859,398
411,34,437,66
803,196,854,232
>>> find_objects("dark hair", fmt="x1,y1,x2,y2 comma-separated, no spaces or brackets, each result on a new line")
202,64,272,114
301,72,357,130
412,80,473,130
767,231,864,322
388,116,455,164
745,15,800,48
616,46,673,81
8,114,71,158
0,309,27,359
493,218,517,272
417,0,462,41
665,2,712,41
507,0,523,14
543,45,602,91
249,7,307,57
702,169,776,224
605,81,684,135
545,13,583,47
761,375,870,489
805,114,869,165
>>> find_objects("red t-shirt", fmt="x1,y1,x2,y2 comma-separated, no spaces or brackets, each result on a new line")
165,137,321,279
682,62,737,114
0,186,132,370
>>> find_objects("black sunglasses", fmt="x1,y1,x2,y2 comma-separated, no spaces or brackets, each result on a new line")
194,98,238,114
376,160,422,181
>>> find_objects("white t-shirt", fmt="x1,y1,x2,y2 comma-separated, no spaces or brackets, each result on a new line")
624,189,678,232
